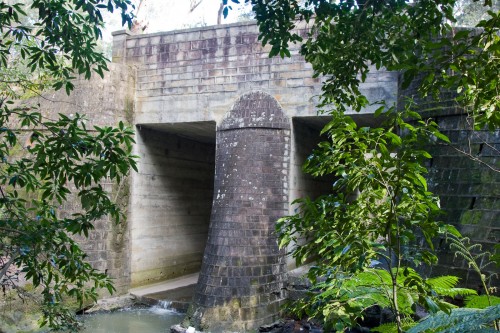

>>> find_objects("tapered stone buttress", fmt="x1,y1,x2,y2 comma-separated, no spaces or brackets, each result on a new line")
185,91,290,332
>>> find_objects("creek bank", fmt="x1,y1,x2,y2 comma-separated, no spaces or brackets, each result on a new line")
171,319,376,333
0,294,148,333
170,319,324,333
0,311,41,333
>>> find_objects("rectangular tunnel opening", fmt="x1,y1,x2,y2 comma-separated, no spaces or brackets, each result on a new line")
290,117,336,205
130,121,216,288
288,115,384,268
290,114,386,204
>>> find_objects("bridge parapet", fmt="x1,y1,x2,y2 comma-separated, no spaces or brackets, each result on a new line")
112,21,398,125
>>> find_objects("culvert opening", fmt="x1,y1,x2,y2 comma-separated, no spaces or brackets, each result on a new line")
291,114,385,204
288,115,384,267
130,121,216,288
290,117,335,205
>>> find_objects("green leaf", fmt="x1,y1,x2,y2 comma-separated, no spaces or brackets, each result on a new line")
374,105,386,117
433,131,450,143
416,174,427,191
385,132,402,145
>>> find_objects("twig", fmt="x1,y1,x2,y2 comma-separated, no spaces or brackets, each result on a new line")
0,254,17,282
447,143,500,173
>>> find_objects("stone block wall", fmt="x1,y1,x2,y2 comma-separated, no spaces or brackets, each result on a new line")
401,74,500,291
117,23,319,124
427,114,500,290
23,63,136,293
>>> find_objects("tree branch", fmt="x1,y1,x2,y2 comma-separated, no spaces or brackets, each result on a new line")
0,254,18,282
447,143,500,173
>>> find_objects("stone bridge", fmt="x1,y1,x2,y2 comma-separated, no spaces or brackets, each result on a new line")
112,19,396,281
113,22,398,330
33,20,499,332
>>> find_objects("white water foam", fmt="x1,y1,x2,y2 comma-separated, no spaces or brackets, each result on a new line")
149,300,177,315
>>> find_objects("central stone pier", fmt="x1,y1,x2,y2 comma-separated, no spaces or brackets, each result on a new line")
186,91,290,331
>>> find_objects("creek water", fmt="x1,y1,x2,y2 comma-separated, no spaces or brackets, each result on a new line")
78,304,184,333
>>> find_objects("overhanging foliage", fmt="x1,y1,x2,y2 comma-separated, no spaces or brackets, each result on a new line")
0,1,136,330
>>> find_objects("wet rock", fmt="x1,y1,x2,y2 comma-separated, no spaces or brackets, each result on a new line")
171,324,185,333
260,321,285,332
309,328,323,333
259,319,323,333
171,324,203,333
84,294,135,313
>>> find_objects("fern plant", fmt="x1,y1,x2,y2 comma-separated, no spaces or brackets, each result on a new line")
448,236,497,297
288,267,476,332
407,305,500,333
446,235,499,330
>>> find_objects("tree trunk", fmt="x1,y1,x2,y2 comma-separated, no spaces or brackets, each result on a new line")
217,1,223,25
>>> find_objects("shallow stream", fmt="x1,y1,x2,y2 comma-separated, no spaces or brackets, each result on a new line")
78,304,184,333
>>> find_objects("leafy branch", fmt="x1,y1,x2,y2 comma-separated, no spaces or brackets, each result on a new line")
0,1,137,331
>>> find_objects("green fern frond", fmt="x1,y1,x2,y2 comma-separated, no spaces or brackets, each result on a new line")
433,287,477,298
466,295,500,309
468,243,484,253
452,249,475,265
447,235,495,289
448,236,493,272
407,305,500,333
427,275,460,289
426,275,477,297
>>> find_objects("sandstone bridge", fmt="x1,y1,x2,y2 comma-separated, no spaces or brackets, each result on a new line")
34,21,499,331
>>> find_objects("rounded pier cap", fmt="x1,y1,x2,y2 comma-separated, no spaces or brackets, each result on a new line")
219,91,290,131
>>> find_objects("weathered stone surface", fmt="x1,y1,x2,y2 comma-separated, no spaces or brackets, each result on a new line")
186,92,290,331
18,63,136,294
85,294,136,313
427,115,500,290
401,76,500,291
122,22,398,125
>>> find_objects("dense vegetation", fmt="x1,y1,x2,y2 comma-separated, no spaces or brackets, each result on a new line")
0,0,136,330
223,0,500,332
